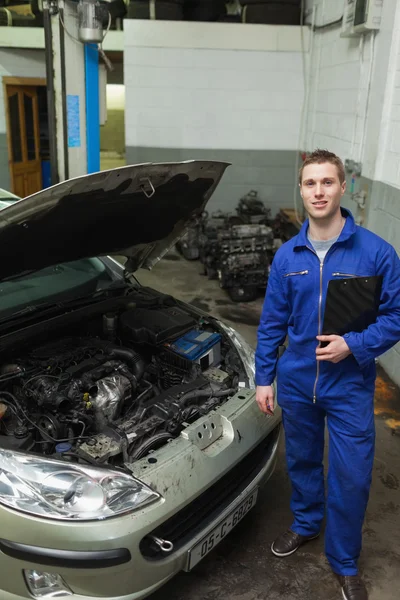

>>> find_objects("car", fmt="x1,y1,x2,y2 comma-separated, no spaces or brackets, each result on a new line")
0,161,282,600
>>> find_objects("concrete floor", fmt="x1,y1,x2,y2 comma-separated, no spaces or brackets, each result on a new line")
135,247,400,600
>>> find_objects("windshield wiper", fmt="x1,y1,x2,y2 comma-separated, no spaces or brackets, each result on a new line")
0,282,131,327
0,269,41,283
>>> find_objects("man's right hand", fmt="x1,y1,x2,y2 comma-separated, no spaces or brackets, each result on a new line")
256,385,275,416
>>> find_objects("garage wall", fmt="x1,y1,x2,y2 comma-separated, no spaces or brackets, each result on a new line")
124,20,309,215
305,0,400,384
100,84,126,156
0,49,46,192
305,3,369,160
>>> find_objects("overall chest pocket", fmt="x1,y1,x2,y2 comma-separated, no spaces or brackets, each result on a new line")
284,269,310,278
330,262,376,279
282,268,315,315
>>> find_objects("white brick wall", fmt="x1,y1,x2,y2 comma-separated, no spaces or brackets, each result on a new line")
124,22,306,151
305,0,400,183
380,14,400,186
305,0,400,385
305,3,375,164
0,49,46,135
306,0,343,27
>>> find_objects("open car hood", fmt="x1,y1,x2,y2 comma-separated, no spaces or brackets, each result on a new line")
0,161,229,281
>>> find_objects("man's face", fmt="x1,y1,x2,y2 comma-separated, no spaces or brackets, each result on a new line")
300,162,346,221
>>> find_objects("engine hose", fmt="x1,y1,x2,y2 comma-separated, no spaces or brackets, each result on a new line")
0,391,26,415
135,379,153,403
179,389,209,405
117,365,138,394
124,380,153,419
180,387,236,406
0,391,90,444
89,339,146,381
182,404,201,420
0,399,23,424
106,346,145,381
215,388,236,397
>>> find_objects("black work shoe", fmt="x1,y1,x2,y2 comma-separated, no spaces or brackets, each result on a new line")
271,529,319,557
337,575,368,600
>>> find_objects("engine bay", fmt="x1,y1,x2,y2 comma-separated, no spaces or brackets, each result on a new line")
0,290,244,466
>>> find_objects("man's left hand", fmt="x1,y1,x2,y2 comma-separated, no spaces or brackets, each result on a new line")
315,335,352,363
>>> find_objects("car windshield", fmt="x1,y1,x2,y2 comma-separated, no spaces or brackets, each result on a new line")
0,258,118,319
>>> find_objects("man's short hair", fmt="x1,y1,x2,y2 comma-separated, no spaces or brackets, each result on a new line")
299,149,346,185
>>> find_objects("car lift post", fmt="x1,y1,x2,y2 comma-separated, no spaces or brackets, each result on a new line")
43,0,100,183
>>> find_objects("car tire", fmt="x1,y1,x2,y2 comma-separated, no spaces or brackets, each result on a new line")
127,0,184,20
228,286,258,303
241,3,300,25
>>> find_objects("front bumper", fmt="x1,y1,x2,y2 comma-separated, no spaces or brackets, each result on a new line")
0,388,281,600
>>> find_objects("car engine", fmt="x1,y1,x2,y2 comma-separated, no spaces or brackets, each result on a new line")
0,295,243,466
235,190,272,226
217,224,275,302
198,210,242,279
197,195,275,289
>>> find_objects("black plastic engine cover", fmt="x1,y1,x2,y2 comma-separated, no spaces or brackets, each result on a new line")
120,306,196,345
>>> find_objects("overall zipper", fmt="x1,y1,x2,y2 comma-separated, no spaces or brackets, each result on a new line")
284,270,309,277
306,219,346,402
332,272,358,277
313,259,324,404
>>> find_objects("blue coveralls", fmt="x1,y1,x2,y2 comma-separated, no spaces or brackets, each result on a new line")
255,209,400,576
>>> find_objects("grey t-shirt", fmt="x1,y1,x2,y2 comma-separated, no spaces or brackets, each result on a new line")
307,232,339,263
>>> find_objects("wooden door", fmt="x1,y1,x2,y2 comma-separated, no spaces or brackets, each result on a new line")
6,85,42,197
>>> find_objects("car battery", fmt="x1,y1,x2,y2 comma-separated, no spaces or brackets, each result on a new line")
167,330,221,370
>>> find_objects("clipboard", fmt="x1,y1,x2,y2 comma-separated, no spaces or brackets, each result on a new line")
321,275,383,346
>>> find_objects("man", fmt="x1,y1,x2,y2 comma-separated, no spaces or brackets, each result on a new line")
255,149,400,600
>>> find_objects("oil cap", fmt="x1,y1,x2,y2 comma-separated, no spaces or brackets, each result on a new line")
55,442,72,454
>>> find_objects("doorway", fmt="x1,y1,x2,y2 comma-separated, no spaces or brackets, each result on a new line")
3,77,49,197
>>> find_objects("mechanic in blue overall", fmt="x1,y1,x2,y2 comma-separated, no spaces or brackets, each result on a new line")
255,149,400,600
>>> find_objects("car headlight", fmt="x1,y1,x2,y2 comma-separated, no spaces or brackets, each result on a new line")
0,450,160,520
218,321,256,389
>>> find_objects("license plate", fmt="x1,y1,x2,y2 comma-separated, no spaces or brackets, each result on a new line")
186,488,258,570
